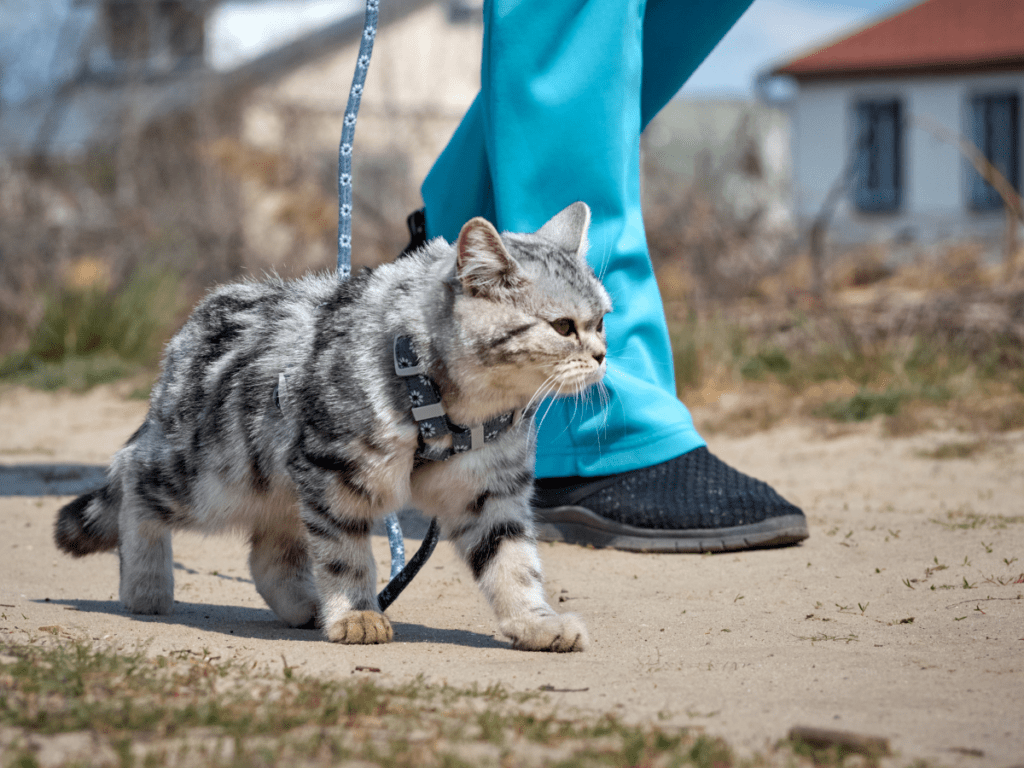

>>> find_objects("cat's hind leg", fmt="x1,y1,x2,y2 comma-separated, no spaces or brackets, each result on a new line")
249,529,318,627
118,483,175,615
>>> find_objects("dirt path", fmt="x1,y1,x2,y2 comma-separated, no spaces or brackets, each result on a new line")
2,385,1022,766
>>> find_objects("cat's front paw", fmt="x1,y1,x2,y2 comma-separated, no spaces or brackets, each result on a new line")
500,612,589,652
326,611,394,644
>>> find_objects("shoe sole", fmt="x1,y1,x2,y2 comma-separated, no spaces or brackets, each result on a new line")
533,506,809,553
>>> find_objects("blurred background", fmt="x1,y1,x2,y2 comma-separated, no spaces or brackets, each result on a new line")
2,0,1022,437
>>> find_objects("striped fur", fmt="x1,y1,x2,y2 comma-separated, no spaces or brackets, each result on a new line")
55,203,609,651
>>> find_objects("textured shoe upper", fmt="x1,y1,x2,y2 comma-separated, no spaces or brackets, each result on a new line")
533,447,803,531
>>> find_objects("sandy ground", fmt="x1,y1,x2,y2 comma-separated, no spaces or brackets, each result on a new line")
1,385,1022,767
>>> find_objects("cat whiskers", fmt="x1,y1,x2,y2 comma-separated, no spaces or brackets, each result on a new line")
567,373,584,424
520,362,607,437
518,372,561,435
594,378,611,439
542,365,600,440
532,373,570,434
579,378,610,458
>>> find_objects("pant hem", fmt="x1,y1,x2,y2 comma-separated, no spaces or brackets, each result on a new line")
535,425,706,479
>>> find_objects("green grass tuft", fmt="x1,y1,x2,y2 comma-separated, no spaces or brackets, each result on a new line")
741,348,792,381
0,269,180,391
814,389,906,422
915,440,988,460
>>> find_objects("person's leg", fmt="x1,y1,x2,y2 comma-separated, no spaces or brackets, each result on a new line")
420,0,807,551
425,0,703,478
639,0,756,130
420,93,496,237
421,0,758,222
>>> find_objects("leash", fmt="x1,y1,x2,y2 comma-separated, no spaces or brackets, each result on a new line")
336,0,439,611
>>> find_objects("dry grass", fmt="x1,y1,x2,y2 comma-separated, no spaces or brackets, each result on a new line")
5,109,1024,440
0,637,868,768
0,266,182,392
660,242,1024,437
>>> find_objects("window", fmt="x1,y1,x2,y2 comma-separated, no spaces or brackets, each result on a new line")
159,1,206,64
448,0,483,23
854,99,902,212
104,0,150,62
100,0,207,74
969,93,1020,210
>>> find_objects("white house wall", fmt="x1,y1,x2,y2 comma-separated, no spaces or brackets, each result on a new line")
241,2,482,185
791,71,1024,245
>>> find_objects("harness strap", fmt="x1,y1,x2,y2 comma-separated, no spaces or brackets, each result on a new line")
393,336,521,461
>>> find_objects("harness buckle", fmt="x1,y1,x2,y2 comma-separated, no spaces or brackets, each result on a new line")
394,336,426,377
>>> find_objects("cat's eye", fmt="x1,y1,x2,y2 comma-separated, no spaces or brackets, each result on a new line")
550,318,575,337
596,317,604,333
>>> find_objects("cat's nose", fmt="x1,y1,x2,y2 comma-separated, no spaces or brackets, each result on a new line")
593,352,605,365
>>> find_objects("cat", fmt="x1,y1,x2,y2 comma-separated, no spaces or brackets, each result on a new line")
54,202,610,652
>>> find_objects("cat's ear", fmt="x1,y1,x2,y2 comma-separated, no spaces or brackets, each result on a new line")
456,217,526,298
536,202,591,258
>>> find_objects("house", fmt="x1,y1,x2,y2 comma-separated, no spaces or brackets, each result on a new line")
0,0,220,158
227,0,484,268
768,0,1024,246
0,0,484,277
642,96,792,230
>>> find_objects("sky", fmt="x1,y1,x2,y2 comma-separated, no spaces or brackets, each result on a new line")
208,0,363,71
680,0,913,96
1,0,916,105
207,0,917,95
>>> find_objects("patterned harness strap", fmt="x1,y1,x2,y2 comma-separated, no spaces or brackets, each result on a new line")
393,336,522,462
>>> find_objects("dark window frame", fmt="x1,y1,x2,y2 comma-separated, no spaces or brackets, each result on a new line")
853,98,903,213
101,0,207,74
968,92,1020,211
104,0,150,62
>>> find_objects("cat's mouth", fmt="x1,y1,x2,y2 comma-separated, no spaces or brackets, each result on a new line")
552,362,606,397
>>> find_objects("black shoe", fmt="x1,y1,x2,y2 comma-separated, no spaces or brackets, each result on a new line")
399,209,427,257
532,447,808,553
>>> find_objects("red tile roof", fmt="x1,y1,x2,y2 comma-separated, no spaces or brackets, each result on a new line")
774,0,1024,79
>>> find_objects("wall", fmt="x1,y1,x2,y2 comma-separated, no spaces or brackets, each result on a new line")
241,2,481,183
790,69,1024,246
234,1,483,272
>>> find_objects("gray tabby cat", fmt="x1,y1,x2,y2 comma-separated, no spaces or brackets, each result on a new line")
55,202,610,652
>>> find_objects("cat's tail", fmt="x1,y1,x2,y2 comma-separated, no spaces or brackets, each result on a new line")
55,483,121,556
54,428,141,556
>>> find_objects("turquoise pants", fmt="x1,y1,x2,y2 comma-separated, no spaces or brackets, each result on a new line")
421,0,753,478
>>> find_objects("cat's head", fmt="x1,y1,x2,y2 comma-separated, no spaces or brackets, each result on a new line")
449,202,612,404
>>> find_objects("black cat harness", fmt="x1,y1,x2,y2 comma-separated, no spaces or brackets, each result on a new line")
393,336,525,463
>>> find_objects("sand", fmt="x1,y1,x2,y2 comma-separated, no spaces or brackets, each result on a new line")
1,385,1022,766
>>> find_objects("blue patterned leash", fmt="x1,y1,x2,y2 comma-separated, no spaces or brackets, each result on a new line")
336,0,439,609
336,0,376,281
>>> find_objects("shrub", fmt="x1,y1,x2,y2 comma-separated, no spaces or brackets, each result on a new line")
0,269,181,391
814,389,906,422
